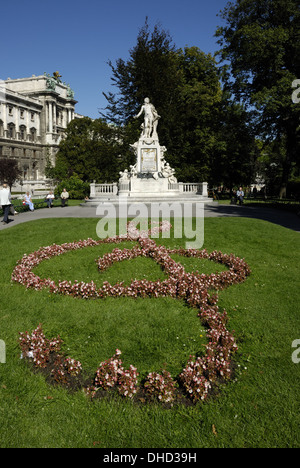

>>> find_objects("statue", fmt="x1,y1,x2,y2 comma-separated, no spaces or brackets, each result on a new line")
67,85,75,99
53,71,62,81
46,77,56,91
134,98,160,139
119,169,130,181
129,164,138,178
161,160,177,183
118,97,177,186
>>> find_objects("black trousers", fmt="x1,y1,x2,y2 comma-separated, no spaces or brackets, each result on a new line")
2,205,10,223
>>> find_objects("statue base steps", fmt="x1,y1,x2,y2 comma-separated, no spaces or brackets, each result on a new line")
84,194,214,208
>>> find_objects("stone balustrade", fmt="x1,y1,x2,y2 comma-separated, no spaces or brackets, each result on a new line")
90,183,118,197
90,181,208,197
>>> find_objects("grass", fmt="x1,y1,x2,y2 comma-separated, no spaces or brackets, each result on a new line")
0,216,299,448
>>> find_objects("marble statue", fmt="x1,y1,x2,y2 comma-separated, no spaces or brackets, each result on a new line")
129,164,138,178
134,98,160,139
119,169,130,181
161,161,177,183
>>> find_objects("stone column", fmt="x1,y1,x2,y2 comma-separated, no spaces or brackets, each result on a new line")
202,182,208,197
26,109,30,140
2,102,7,133
36,112,40,138
53,102,56,132
63,108,67,127
15,106,19,140
90,182,96,198
48,102,53,133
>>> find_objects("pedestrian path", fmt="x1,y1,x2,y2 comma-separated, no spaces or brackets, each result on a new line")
0,202,300,233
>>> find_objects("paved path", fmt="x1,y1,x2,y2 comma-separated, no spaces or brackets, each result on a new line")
1,202,300,233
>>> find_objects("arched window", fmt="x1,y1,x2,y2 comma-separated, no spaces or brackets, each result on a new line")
30,127,36,142
8,123,16,139
19,125,26,141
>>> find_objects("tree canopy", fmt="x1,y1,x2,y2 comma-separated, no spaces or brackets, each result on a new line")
0,158,21,189
51,9,300,194
216,0,300,195
101,19,256,186
53,117,126,183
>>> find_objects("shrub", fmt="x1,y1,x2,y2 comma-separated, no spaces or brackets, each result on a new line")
55,174,90,199
144,369,177,403
92,349,139,399
19,324,62,369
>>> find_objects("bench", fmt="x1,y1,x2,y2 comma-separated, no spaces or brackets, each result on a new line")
0,198,68,216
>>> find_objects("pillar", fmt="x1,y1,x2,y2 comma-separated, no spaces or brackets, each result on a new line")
48,102,53,133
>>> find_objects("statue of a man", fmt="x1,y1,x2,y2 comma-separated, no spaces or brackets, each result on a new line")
134,98,160,139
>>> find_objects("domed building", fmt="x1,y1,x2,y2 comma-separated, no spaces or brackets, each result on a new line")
0,72,79,192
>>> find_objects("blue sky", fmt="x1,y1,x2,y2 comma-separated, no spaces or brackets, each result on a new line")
1,0,228,119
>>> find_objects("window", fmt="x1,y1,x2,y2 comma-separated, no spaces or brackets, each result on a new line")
8,123,15,138
19,125,26,140
8,106,13,116
31,112,35,121
30,127,36,142
20,109,24,119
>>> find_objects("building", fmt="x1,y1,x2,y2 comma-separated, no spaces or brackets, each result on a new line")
0,72,77,191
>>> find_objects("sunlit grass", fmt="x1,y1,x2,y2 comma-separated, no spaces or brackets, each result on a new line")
0,217,299,448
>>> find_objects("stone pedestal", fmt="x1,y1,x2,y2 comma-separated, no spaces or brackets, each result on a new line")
136,137,161,173
118,135,181,198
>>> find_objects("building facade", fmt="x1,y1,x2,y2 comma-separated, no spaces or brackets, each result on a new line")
0,73,77,191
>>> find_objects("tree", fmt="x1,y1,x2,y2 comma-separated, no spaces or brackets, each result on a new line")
101,18,181,132
174,46,223,181
209,85,258,190
101,20,226,182
216,0,300,196
0,158,21,189
54,117,125,183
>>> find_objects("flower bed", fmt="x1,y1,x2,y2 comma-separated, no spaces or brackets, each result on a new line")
14,221,251,405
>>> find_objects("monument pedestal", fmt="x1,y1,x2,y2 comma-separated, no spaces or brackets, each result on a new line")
118,135,184,199
130,177,169,196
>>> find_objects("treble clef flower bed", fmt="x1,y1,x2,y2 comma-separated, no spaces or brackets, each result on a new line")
13,221,251,405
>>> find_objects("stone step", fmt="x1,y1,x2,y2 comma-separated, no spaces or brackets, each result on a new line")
83,196,214,207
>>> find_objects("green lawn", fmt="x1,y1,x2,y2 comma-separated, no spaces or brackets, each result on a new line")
0,216,299,448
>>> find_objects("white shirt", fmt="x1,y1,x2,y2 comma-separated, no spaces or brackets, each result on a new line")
0,188,11,206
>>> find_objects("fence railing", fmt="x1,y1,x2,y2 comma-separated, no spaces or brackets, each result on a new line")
90,183,118,197
90,181,208,197
180,183,202,193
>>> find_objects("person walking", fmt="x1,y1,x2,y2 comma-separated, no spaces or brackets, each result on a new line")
0,184,12,225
